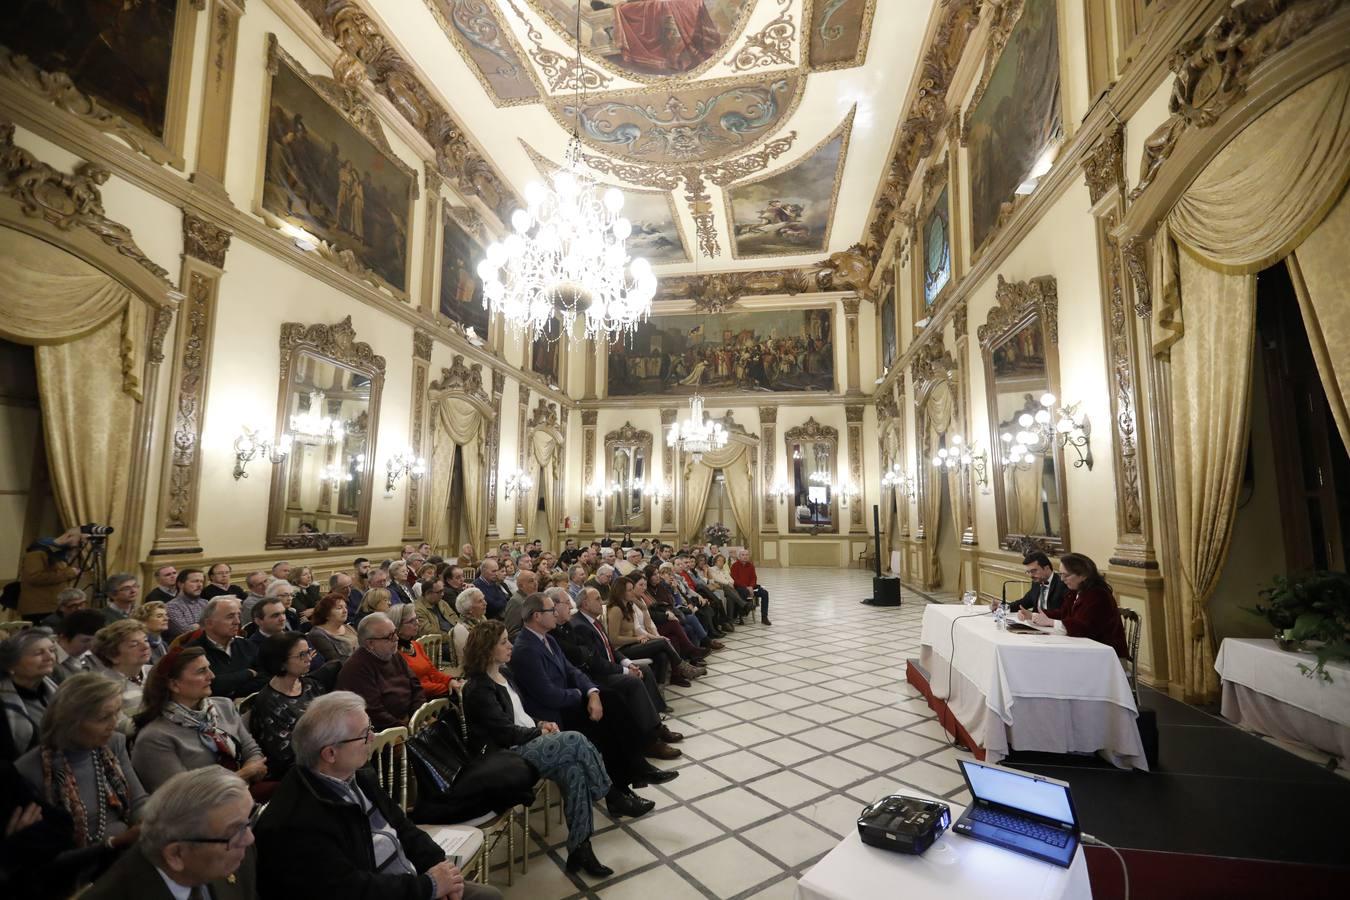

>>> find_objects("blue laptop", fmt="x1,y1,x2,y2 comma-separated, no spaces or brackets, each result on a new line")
951,759,1081,867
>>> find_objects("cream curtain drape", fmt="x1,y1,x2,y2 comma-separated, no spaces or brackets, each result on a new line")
1146,66,1348,699
0,231,146,400
683,463,716,541
1289,183,1350,447
531,430,560,550
921,380,953,589
681,440,754,545
721,454,754,546
427,399,484,553
1011,464,1041,536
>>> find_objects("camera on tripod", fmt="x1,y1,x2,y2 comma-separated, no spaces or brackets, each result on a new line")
80,523,115,539
73,524,114,602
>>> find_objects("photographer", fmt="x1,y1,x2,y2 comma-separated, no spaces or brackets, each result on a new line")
18,528,83,624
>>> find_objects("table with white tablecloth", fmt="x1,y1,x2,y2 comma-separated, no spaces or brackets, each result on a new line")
796,801,1092,900
1215,637,1350,759
917,603,1147,770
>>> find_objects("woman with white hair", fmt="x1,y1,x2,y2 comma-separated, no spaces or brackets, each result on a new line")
15,672,148,850
1,627,59,762
386,560,414,606
450,587,486,668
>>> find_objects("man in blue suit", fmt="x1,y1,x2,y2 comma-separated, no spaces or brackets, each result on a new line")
510,592,676,818
472,559,512,621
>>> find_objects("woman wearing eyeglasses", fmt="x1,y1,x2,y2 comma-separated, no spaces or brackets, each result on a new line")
388,605,453,699
131,648,267,794
87,620,153,734
249,632,326,779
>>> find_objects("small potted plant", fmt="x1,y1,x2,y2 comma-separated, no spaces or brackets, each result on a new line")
703,522,731,551
1247,571,1350,682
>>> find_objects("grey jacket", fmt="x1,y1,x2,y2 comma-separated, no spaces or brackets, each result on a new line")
0,674,58,761
16,731,148,841
131,697,264,792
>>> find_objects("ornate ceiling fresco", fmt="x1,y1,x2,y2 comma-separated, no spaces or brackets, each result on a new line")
376,0,927,277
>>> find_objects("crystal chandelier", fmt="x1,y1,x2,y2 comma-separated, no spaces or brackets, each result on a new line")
290,391,344,443
475,1,655,342
667,394,728,462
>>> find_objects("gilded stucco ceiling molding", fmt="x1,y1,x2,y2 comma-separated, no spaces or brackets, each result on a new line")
1130,0,1341,201
722,106,854,262
503,0,613,94
1081,121,1126,206
654,264,835,305
727,0,798,72
0,47,179,167
866,0,979,248
523,0,758,86
976,274,1059,350
803,0,879,73
294,0,518,225
420,0,544,107
0,122,172,285
429,353,490,404
817,242,878,302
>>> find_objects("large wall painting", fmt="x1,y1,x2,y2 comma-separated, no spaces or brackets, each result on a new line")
521,142,690,264
725,108,853,259
438,205,489,340
424,0,539,106
966,0,1062,252
607,308,835,396
805,0,877,71
923,185,952,307
260,42,416,294
530,0,753,82
2,0,184,140
551,71,803,165
880,280,897,371
530,316,563,386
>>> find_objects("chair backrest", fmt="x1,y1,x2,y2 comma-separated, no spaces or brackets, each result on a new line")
420,633,442,668
0,620,33,638
371,726,410,810
1118,607,1142,704
410,697,448,736
235,692,258,728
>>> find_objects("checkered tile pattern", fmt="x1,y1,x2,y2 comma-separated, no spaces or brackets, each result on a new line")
489,567,977,899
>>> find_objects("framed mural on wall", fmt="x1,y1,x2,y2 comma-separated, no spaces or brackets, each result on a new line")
530,316,563,386
259,38,417,296
438,204,489,341
923,185,952,308
606,308,835,397
0,0,198,165
965,0,1062,253
880,278,897,372
725,108,854,259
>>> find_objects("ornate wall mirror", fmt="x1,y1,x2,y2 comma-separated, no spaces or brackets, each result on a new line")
604,422,653,532
784,417,838,534
268,317,385,549
979,276,1068,552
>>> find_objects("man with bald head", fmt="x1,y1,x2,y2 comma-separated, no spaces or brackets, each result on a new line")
502,570,539,638
335,612,423,729
472,559,511,621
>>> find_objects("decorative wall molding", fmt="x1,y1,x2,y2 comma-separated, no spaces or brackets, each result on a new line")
406,347,428,538
728,0,797,72
760,406,778,531
486,370,505,536
977,275,1059,350
527,396,561,431
1121,236,1152,317
1081,122,1126,206
280,315,387,373
429,354,488,402
660,408,677,531
784,417,839,444
182,212,232,269
846,405,865,529
412,331,433,362
581,411,597,529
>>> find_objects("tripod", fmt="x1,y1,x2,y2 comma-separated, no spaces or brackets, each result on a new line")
72,538,109,606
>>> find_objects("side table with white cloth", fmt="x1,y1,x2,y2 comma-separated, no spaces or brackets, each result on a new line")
1215,637,1350,759
796,801,1092,900
916,603,1147,770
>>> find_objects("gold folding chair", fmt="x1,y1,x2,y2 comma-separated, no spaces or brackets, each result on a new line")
371,726,410,811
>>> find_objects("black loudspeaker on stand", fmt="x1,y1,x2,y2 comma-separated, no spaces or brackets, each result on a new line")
864,503,902,607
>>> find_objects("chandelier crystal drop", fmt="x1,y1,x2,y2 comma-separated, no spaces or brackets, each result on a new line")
667,394,728,462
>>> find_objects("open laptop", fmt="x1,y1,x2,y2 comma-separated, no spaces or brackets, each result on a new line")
951,759,1080,867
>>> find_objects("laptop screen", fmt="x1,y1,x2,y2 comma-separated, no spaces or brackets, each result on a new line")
961,761,1075,825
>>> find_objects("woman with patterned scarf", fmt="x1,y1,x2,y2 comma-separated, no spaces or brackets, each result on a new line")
14,672,147,852
129,647,267,794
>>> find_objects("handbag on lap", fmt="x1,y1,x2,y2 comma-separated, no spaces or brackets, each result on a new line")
406,700,537,823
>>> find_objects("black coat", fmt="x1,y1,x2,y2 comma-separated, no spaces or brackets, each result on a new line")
461,670,540,754
1010,574,1068,614
255,765,443,900
189,634,266,699
554,619,624,680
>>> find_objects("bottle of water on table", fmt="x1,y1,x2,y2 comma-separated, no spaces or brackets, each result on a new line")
994,601,1007,630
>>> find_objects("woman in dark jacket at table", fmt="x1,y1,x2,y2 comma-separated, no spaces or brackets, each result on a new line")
1023,553,1128,658
460,620,612,878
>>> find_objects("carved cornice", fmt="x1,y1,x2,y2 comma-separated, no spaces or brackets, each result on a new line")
759,406,778,425
1081,123,1126,206
784,416,838,443
1131,0,1341,201
182,211,232,268
527,396,560,431
280,315,386,373
428,354,488,402
922,152,949,199
818,242,878,301
0,122,171,284
978,275,1059,350
604,422,653,454
688,273,750,313
845,405,865,424
412,331,433,362
581,410,598,427
655,265,840,304
293,1,517,223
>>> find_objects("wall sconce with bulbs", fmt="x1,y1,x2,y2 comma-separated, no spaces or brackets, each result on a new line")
503,468,534,500
771,480,793,503
585,480,607,508
999,392,1094,470
650,485,672,504
932,434,990,491
233,427,291,480
384,448,426,494
836,477,861,507
881,463,914,497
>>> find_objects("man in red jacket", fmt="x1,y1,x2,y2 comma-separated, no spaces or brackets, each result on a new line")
729,548,771,626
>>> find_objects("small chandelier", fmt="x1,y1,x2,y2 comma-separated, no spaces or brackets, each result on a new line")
290,391,344,443
667,394,728,462
999,392,1094,470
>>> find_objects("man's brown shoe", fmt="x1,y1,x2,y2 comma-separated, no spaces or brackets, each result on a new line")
659,725,684,743
644,740,682,760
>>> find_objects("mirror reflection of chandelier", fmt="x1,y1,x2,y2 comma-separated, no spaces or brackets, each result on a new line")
999,392,1094,469
290,391,345,443
667,394,728,463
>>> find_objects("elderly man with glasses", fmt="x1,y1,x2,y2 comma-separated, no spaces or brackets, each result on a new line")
334,612,423,730
254,691,500,900
83,766,257,900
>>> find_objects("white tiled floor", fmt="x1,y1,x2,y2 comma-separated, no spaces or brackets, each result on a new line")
490,567,978,899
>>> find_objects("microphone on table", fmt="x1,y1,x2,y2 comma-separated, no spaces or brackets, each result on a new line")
999,580,1027,609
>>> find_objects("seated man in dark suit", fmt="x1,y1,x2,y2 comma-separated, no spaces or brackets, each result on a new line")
189,597,266,699
1007,551,1067,614
83,767,256,900
509,592,676,817
552,587,681,755
472,559,512,621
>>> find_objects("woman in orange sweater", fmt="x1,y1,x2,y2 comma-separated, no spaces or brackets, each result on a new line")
1021,553,1127,658
389,603,453,698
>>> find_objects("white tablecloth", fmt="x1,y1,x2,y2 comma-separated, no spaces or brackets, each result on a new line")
796,803,1092,900
919,603,1146,770
1215,637,1350,758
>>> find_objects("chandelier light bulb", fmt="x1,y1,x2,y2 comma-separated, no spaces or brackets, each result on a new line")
1035,409,1051,424
950,434,963,446
1040,392,1057,407
1018,413,1034,428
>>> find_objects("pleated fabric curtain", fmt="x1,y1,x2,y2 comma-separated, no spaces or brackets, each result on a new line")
0,230,146,569
427,398,484,554
921,380,954,590
530,430,560,551
1147,66,1350,699
681,440,754,547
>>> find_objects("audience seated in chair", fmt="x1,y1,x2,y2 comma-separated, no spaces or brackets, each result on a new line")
87,620,153,733
131,602,170,663
473,560,511,622
414,576,458,637
388,604,453,699
451,587,487,669
188,598,265,700
335,612,423,730
52,608,104,683
731,548,772,626
307,593,358,666
502,570,539,638
1,627,60,762
163,569,210,641
248,632,331,780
